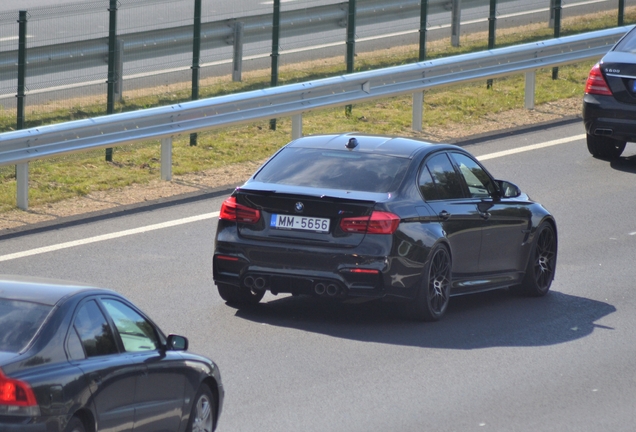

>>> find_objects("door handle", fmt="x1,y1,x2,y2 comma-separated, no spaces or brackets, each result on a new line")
439,210,450,220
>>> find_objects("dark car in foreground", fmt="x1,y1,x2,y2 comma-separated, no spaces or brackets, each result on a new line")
213,133,557,321
583,25,636,159
0,276,223,432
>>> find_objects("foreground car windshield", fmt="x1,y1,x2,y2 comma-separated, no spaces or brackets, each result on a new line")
0,299,51,352
254,147,410,193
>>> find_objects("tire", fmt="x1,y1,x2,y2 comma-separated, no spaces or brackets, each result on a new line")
586,134,626,160
217,282,264,305
406,244,452,322
65,417,86,432
187,385,216,432
511,222,557,297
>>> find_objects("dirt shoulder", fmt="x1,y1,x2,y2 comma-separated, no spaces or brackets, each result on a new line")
0,97,582,235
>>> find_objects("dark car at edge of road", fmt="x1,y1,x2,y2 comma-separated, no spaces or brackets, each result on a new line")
213,133,558,321
583,24,636,160
0,275,223,432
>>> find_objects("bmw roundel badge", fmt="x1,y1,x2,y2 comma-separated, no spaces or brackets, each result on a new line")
295,202,304,213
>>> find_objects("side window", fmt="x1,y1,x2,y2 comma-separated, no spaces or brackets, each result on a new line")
450,153,496,199
66,327,86,360
418,165,438,201
424,153,465,200
102,299,159,353
73,300,118,358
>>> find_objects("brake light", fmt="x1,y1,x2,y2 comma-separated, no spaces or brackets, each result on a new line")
340,211,400,234
0,369,37,407
585,64,612,96
219,197,261,224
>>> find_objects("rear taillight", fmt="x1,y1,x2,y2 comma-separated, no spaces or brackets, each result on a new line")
0,369,38,414
585,63,613,96
340,211,400,234
219,197,261,224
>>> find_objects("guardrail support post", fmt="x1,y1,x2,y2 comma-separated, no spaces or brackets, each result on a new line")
345,0,356,116
292,114,302,139
106,0,118,162
270,0,281,131
525,71,535,110
618,0,625,26
232,22,244,82
16,163,29,210
412,92,424,132
161,137,173,181
451,0,461,47
552,0,561,80
190,0,202,146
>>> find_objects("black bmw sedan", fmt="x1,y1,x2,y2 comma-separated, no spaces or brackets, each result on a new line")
213,133,557,321
583,25,636,159
0,276,223,432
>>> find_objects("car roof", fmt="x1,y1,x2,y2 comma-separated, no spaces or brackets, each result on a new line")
286,133,453,158
0,275,114,306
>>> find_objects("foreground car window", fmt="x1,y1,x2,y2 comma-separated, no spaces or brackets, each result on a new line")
254,148,409,193
614,29,636,52
450,153,496,199
0,299,51,353
102,299,159,352
73,300,118,357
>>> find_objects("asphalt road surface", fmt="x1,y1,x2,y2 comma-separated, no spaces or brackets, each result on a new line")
1,120,636,431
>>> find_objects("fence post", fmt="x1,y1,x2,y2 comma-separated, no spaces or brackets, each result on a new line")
232,22,244,82
106,0,118,162
345,0,356,117
270,0,280,131
190,0,202,146
552,0,561,80
451,0,461,47
413,0,427,132
618,0,625,26
419,0,427,61
486,0,496,89
16,11,29,210
114,39,124,102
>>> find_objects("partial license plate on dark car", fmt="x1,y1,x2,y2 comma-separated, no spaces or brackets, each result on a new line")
270,214,330,233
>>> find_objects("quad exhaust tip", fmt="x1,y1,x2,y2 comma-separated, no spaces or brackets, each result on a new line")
314,282,340,296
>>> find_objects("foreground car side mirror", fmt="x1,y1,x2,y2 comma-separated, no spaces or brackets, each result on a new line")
497,180,521,198
166,334,189,351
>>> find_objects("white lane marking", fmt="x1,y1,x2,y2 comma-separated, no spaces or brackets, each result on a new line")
629,232,636,236
0,133,586,262
0,211,219,263
477,135,585,161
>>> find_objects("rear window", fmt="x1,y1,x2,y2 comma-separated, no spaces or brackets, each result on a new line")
615,29,636,53
0,299,52,353
254,148,410,193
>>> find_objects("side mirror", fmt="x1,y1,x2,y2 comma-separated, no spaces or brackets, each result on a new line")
166,334,189,351
497,180,521,198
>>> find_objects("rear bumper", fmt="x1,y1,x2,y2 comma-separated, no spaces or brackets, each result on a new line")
213,224,423,300
583,94,636,142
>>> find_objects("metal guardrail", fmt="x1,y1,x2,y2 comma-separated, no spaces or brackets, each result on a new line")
0,0,516,84
0,26,630,209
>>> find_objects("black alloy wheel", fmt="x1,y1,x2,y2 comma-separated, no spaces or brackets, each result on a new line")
512,222,557,297
65,417,86,432
187,385,216,432
586,134,626,160
407,244,452,322
217,282,265,305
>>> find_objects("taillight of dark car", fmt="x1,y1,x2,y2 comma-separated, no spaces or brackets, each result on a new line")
585,63,613,96
219,197,261,224
340,211,400,234
0,369,40,416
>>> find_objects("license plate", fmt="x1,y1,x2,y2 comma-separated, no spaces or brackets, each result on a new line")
270,214,330,233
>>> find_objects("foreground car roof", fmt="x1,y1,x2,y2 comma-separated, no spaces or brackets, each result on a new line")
0,275,106,306
288,133,440,158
